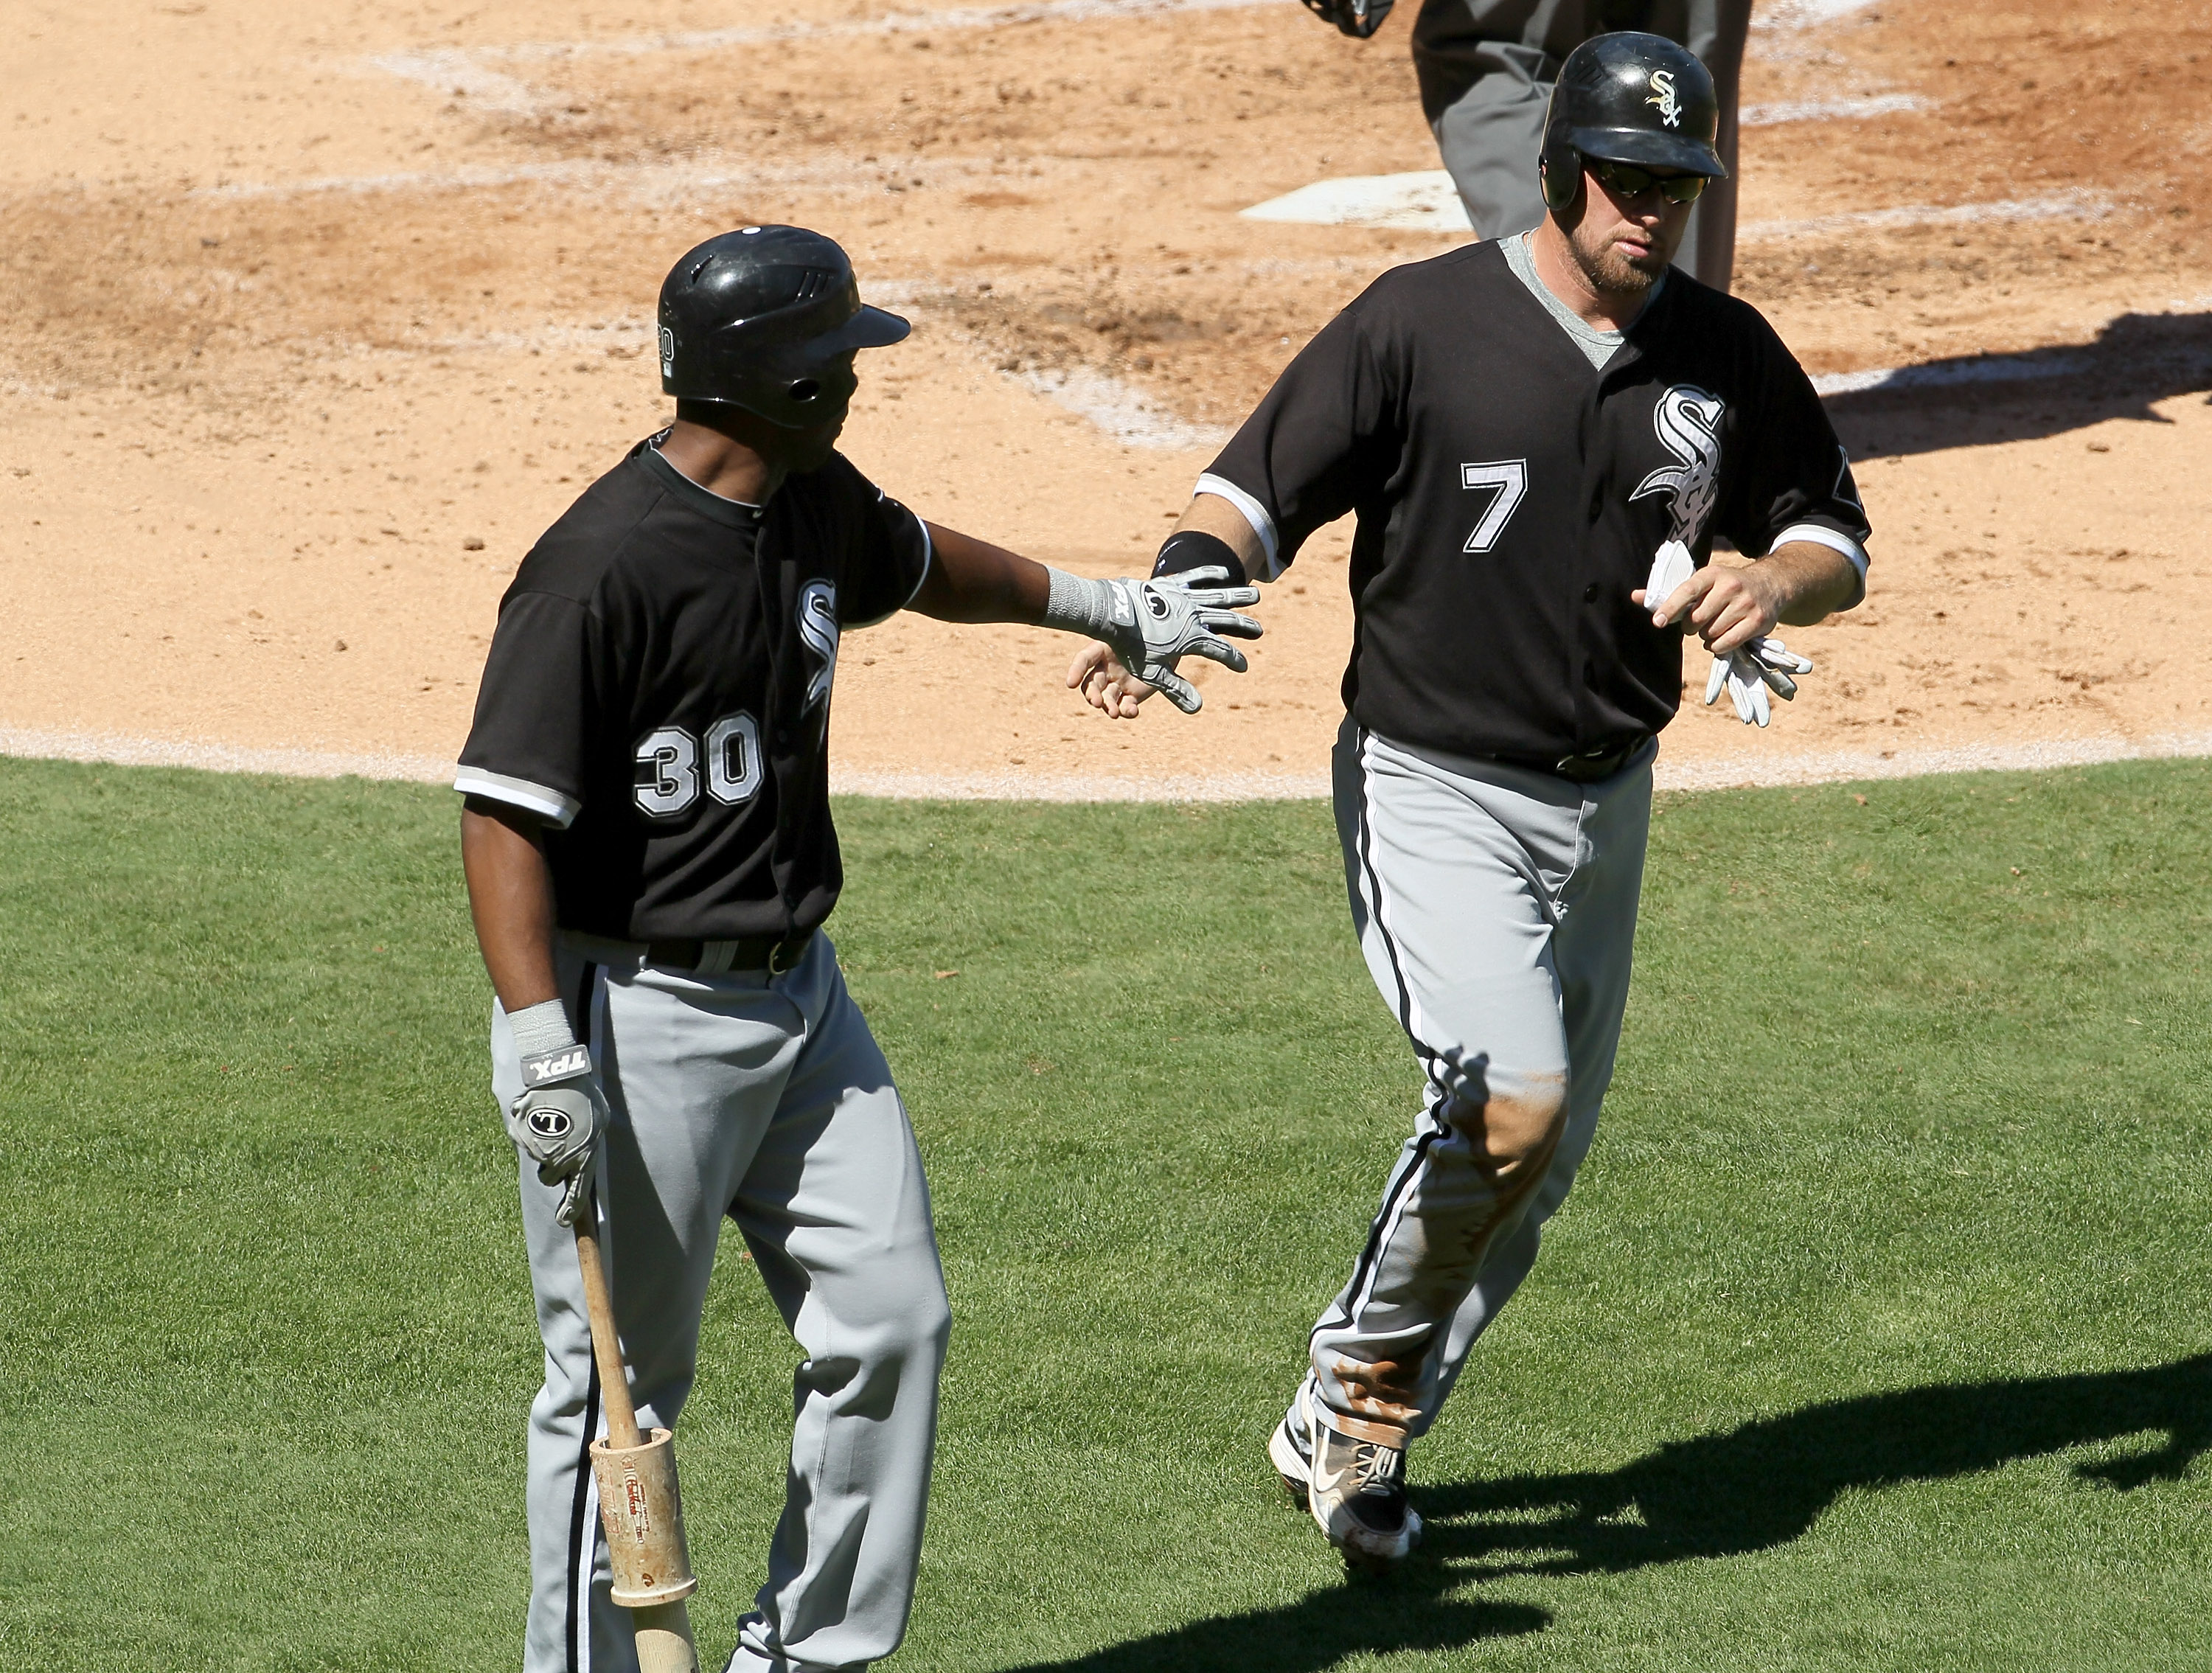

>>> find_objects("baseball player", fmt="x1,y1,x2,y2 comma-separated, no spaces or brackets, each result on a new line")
455,225,1257,1672
1304,0,1750,291
1068,35,1870,1566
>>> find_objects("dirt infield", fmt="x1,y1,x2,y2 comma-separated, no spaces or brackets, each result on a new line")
4,0,2211,795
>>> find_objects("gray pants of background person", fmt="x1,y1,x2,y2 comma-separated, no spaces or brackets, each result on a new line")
1291,721,1653,1447
1411,0,1753,290
495,933,950,1673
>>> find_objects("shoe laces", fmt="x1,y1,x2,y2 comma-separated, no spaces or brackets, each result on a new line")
1349,1439,1405,1499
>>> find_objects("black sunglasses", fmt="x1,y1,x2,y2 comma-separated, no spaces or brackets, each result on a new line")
1587,158,1709,205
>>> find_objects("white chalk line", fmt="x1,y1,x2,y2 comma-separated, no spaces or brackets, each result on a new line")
1753,0,1882,31
422,0,1281,62
188,153,984,204
12,725,2212,800
1740,93,1930,126
363,50,540,114
836,767,1329,799
0,728,456,785
1742,189,2116,243
351,293,1217,451
1242,178,2109,239
1011,364,1231,449
1655,733,2212,793
369,0,1284,113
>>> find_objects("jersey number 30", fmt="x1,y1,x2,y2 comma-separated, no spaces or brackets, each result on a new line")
1460,460,1528,554
634,714,763,818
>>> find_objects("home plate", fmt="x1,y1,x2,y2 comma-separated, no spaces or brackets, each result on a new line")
1241,170,1474,233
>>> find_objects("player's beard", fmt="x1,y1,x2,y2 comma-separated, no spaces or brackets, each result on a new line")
1566,223,1669,295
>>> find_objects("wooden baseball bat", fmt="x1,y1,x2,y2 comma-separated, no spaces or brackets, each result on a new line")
574,1208,700,1673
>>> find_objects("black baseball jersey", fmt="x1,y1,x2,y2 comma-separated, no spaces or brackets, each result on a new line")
455,435,930,941
1202,240,1871,763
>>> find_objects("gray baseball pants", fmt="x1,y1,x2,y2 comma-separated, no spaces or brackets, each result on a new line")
495,932,950,1673
1410,0,1752,289
1293,720,1652,1447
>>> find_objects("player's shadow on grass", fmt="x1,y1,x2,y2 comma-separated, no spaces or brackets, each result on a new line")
994,1354,2211,1673
1823,308,2212,459
1425,1351,2212,1583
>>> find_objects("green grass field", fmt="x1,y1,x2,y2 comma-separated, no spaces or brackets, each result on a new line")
3,754,2210,1671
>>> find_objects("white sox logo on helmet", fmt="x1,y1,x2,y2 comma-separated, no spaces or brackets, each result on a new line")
1631,386,1725,546
1645,70,1682,128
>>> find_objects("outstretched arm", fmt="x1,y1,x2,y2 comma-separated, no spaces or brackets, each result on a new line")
905,517,1261,714
906,521,1050,624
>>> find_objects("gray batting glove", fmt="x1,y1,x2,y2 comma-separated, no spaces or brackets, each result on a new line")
503,1000,609,1227
1043,564,1262,714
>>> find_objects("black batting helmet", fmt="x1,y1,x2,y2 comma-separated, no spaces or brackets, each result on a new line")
657,226,910,428
1539,32,1728,212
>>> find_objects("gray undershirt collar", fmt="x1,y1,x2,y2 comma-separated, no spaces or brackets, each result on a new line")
1500,232,1666,370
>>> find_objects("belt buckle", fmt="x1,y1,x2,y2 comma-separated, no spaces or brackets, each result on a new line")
1554,746,1616,783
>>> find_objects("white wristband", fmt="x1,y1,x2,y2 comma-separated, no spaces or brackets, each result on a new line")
1040,567,1127,640
507,998,577,1060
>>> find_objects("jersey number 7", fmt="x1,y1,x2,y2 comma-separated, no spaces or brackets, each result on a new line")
1460,460,1528,554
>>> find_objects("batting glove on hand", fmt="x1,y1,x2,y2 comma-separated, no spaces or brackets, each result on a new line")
1703,636,1814,728
503,1004,609,1228
1046,564,1262,714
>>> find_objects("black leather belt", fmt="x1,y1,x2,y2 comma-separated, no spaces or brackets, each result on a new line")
1492,737,1649,785
644,929,814,975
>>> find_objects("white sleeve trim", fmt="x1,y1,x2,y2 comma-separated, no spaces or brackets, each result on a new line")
1194,473,1283,580
1773,521,1869,610
903,512,934,609
453,765,582,829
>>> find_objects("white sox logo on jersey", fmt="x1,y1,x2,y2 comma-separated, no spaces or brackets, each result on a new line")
1630,385,1725,545
1646,70,1682,128
798,580,838,709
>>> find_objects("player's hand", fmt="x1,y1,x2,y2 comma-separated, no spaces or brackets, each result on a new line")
1702,636,1815,727
1638,559,1788,656
1096,566,1262,714
505,1040,610,1227
1066,641,1157,719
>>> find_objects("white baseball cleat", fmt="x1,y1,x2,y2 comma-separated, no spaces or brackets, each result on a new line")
1268,1385,1423,1568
